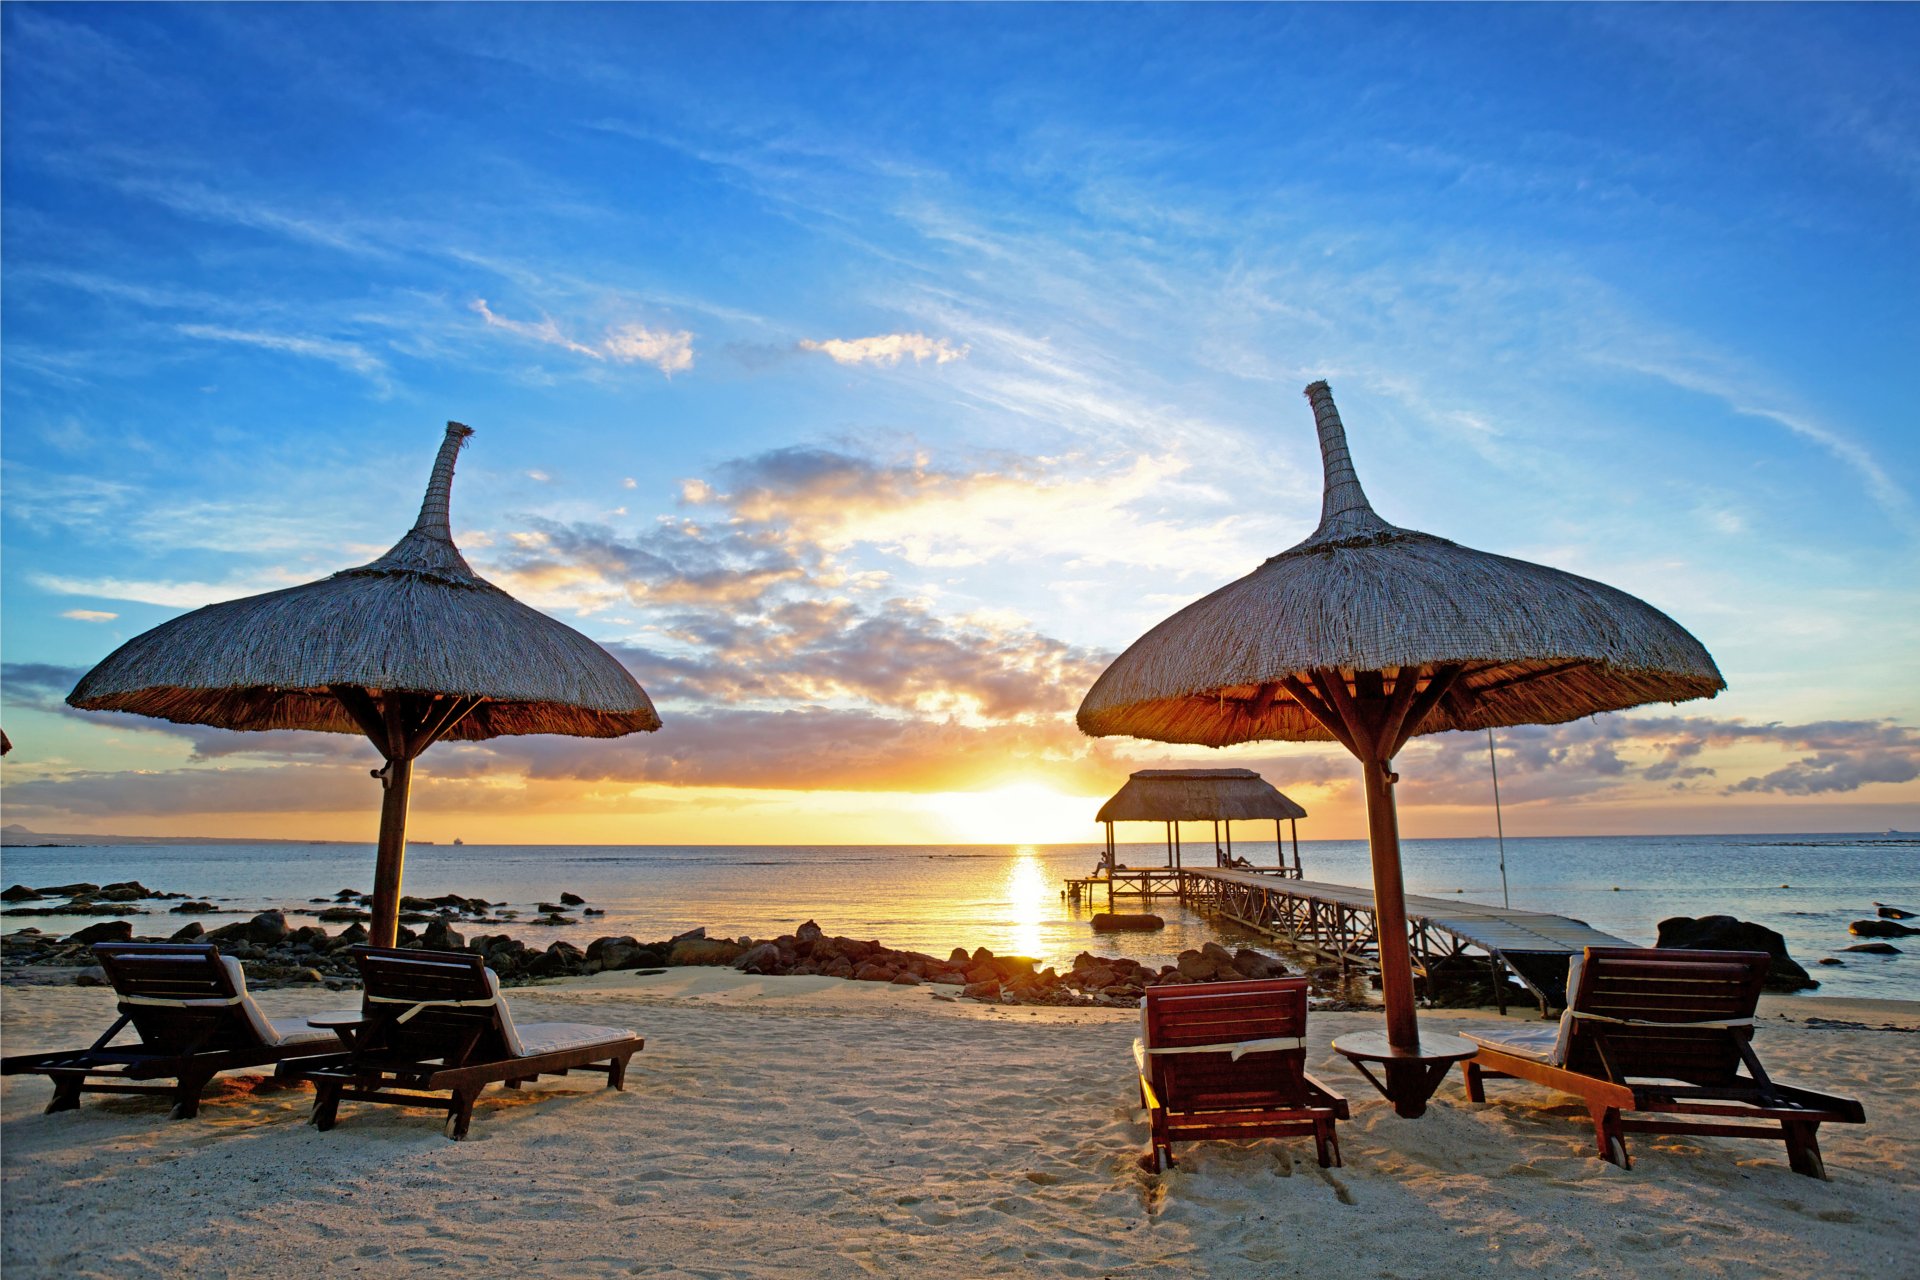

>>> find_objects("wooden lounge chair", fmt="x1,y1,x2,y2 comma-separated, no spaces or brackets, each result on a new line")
291,946,643,1139
1459,947,1866,1178
1135,977,1348,1172
0,941,342,1119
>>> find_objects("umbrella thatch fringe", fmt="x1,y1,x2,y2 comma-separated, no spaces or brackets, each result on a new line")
1078,381,1724,746
70,423,659,738
1096,768,1307,823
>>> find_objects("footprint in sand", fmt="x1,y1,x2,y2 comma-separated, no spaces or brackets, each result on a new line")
1023,1171,1063,1185
1312,1166,1356,1205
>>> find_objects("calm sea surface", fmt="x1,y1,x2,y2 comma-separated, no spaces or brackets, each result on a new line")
4,834,1916,1001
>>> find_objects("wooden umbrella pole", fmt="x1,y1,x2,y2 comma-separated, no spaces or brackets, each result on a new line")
368,755,415,948
1361,753,1420,1050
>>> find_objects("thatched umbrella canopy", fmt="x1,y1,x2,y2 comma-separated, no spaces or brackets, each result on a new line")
69,423,660,944
1079,382,1723,1111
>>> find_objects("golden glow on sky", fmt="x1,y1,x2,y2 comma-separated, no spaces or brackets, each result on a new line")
917,782,1105,845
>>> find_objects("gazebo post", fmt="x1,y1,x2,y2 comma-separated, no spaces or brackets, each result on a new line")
1290,818,1300,874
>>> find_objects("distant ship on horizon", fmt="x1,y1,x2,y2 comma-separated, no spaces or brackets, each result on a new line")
453,836,465,846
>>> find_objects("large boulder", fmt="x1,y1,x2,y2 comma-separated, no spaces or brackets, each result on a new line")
1090,912,1164,932
66,920,134,945
668,937,746,967
1849,919,1919,938
733,942,782,974
529,940,586,977
1175,949,1217,982
421,920,467,952
1231,948,1289,980
169,920,207,941
2,885,43,902
248,911,290,945
795,921,825,944
1655,915,1817,991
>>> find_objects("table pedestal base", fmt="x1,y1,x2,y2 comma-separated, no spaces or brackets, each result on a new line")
1331,1031,1478,1119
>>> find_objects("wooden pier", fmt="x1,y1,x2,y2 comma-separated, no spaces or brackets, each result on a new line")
1066,865,1631,1015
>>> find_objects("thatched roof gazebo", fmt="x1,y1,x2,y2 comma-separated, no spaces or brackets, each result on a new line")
1095,767,1308,875
1078,381,1723,1116
69,423,660,945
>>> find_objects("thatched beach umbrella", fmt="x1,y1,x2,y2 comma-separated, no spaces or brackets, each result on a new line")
1078,382,1723,1113
69,424,660,945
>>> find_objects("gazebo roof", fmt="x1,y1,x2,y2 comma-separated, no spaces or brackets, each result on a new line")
1095,768,1308,824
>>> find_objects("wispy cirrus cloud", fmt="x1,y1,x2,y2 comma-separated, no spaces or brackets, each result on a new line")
798,332,968,366
470,299,693,374
30,570,306,610
59,609,117,623
175,323,392,393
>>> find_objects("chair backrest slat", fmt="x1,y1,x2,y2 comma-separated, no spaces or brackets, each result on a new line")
1141,978,1312,1108
352,946,510,1064
1565,947,1768,1085
92,942,260,1053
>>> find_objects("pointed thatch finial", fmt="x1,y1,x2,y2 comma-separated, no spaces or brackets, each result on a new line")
1298,381,1395,549
411,422,475,541
362,422,480,582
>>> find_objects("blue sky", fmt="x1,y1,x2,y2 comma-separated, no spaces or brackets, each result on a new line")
3,3,1916,842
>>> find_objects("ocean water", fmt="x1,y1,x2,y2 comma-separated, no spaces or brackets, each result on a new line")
3,834,1915,1001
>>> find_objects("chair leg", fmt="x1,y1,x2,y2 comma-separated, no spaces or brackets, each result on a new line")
1783,1120,1828,1180
169,1068,216,1120
44,1077,84,1114
1589,1103,1630,1168
445,1087,479,1140
1316,1118,1341,1168
502,1077,522,1090
1461,1060,1486,1103
310,1081,343,1132
608,1054,629,1091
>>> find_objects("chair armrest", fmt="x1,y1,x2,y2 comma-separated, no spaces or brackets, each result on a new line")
305,1010,367,1030
1303,1071,1351,1119
1138,1071,1163,1114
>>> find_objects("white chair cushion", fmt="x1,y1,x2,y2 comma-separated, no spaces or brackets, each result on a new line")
1460,1020,1571,1067
508,1022,637,1058
266,1019,339,1048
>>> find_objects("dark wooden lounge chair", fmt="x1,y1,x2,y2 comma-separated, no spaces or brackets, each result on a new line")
290,946,643,1139
1135,977,1348,1172
1459,947,1866,1178
0,941,342,1119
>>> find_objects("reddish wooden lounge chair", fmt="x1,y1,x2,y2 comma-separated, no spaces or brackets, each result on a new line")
1135,977,1348,1172
1459,947,1866,1178
290,946,643,1140
0,941,342,1119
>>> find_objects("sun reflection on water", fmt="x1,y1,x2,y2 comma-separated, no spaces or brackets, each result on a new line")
1003,846,1049,960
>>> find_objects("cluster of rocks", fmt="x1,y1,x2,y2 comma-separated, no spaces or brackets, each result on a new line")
3,907,1300,1008
305,887,605,928
0,881,191,917
1654,910,1913,988
1839,903,1917,958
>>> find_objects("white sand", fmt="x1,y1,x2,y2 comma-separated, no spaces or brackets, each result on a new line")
3,972,1914,1279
